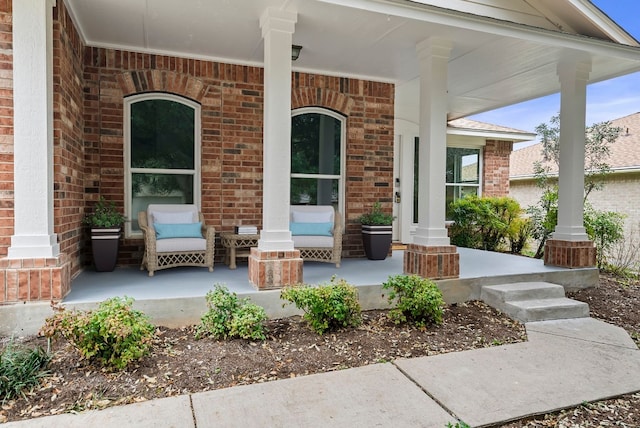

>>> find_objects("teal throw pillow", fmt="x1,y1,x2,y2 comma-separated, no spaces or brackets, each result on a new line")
290,222,333,236
154,222,203,239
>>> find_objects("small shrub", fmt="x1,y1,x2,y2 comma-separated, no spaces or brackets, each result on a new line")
280,277,362,335
508,217,533,255
382,274,444,327
40,297,155,370
196,284,267,340
0,340,51,402
449,196,523,252
604,223,640,277
584,205,625,269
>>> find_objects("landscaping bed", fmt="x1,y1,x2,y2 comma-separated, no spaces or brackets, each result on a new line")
0,273,638,426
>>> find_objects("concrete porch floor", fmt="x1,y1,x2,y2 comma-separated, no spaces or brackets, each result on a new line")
2,248,599,336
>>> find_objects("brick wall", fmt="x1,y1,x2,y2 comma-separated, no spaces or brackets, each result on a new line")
81,50,395,266
53,1,85,274
482,139,513,197
0,0,12,257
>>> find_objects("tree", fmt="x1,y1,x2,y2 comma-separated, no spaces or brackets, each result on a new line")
527,114,622,259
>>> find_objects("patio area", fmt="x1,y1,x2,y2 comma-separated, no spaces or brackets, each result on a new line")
60,248,598,330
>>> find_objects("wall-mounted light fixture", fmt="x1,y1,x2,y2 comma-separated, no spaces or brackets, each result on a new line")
292,45,302,61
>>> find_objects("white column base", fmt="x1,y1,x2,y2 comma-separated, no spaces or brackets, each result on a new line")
258,229,295,251
412,227,450,247
552,226,589,242
8,234,60,258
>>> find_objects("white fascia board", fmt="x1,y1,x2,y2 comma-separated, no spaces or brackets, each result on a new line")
510,167,640,181
569,0,639,45
318,0,640,58
447,128,537,142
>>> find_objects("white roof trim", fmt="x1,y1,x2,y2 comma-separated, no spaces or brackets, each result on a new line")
319,0,640,56
570,0,639,45
447,128,536,142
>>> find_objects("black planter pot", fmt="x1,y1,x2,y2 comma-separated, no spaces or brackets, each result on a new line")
361,225,393,260
91,227,121,272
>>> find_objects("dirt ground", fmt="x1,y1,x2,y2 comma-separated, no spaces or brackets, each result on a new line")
1,273,639,426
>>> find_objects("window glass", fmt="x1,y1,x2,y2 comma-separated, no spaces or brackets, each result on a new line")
127,96,199,234
412,142,481,222
291,110,343,210
445,147,481,220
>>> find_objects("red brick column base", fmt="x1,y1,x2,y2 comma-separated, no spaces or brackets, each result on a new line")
403,244,459,279
544,239,596,268
248,248,304,290
0,254,72,303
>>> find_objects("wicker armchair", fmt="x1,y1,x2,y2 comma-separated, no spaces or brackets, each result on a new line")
139,204,215,276
290,205,343,268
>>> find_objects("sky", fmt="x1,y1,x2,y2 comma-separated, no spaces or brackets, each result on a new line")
469,0,640,148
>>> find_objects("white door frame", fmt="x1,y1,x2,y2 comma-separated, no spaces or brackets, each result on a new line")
394,119,420,244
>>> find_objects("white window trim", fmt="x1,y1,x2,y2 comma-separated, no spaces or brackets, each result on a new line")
445,145,483,192
291,107,346,218
124,93,202,238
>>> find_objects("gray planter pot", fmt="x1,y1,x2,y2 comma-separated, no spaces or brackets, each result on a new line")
91,227,121,272
361,225,393,260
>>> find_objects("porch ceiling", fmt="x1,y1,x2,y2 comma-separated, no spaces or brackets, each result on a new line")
64,0,640,119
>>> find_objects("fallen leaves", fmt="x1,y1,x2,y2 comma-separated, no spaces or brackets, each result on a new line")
2,275,639,425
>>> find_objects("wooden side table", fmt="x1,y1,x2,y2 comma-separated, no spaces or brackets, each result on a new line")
220,232,260,269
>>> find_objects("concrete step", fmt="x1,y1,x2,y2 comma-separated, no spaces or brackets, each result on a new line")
504,298,590,323
481,282,566,307
481,282,590,323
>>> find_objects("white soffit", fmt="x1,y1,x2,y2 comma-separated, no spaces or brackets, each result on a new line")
63,0,640,118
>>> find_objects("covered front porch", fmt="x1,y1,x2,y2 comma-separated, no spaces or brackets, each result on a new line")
58,248,596,329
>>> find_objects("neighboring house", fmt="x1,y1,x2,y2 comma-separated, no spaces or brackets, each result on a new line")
510,112,640,240
2,0,640,304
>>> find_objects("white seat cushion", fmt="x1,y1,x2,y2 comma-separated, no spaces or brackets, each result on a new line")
292,235,333,248
290,205,335,223
146,204,199,227
156,237,207,253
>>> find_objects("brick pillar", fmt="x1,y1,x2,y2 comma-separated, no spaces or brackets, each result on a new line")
404,244,459,279
544,239,596,268
248,248,303,290
482,139,513,197
0,255,71,303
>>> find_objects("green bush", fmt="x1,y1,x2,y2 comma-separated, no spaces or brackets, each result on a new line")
0,340,51,402
382,274,444,327
507,217,533,254
584,205,625,269
40,297,155,370
280,277,362,335
449,196,523,252
196,284,267,340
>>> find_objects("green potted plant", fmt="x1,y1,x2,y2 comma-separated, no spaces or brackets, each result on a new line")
358,201,395,260
83,197,126,272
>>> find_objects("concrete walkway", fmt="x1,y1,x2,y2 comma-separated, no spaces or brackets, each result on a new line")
4,318,640,428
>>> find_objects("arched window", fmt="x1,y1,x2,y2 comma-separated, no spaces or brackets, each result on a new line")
291,108,345,214
124,93,201,237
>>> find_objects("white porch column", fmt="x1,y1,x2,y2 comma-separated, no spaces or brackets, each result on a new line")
8,0,59,258
413,38,452,247
258,8,296,252
404,38,459,280
553,59,591,241
544,58,596,268
249,8,302,290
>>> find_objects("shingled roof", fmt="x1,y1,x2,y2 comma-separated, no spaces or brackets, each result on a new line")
510,112,640,178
